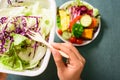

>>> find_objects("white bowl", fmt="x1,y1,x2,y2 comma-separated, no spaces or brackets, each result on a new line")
56,0,101,46
0,0,56,76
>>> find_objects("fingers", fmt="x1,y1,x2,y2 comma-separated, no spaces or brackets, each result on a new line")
51,43,79,62
51,42,85,65
51,42,85,80
63,42,86,64
51,48,65,71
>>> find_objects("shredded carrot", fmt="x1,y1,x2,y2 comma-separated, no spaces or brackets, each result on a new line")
69,16,82,31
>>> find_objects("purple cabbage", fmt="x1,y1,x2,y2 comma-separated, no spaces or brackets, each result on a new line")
0,16,41,54
0,17,7,24
7,0,12,5
70,5,93,20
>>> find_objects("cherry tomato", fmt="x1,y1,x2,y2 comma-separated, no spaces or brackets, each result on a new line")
69,37,76,43
76,39,83,44
57,29,62,35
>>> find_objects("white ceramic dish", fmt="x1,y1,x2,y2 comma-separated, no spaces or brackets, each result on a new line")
0,0,56,76
56,0,101,46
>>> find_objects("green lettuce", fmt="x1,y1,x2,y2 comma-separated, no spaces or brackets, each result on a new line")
0,44,23,71
12,33,27,46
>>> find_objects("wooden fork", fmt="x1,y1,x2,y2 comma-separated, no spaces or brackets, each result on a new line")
27,30,69,58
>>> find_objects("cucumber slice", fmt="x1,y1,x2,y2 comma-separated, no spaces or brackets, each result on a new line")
80,14,92,27
62,31,71,40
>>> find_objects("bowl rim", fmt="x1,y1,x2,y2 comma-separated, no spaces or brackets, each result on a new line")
56,0,101,46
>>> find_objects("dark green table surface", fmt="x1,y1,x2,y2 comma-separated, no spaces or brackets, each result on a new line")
7,0,120,80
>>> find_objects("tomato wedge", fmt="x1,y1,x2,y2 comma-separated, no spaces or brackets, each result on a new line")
76,39,83,44
69,37,76,43
57,29,63,35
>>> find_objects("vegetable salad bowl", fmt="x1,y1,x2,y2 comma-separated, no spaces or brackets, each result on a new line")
0,0,56,76
56,0,101,46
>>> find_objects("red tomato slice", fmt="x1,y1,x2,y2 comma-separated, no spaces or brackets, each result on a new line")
57,29,63,35
76,39,83,44
69,37,76,43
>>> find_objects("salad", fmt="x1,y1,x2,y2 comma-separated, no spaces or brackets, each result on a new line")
57,0,100,45
0,0,53,71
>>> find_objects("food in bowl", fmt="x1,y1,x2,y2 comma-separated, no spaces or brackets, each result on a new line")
0,0,53,71
56,0,101,46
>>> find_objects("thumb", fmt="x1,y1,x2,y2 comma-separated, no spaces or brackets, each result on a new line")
51,48,65,71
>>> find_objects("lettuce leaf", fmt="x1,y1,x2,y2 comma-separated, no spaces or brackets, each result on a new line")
75,0,82,6
29,46,46,67
0,44,23,71
12,33,27,46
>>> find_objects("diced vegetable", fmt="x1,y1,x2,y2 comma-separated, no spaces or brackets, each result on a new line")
69,37,76,43
76,38,83,44
82,29,94,39
59,10,70,31
80,14,92,27
62,31,72,40
72,23,84,38
88,17,98,28
69,16,81,31
69,37,83,44
57,29,63,35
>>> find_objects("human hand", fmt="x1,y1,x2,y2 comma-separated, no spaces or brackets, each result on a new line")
51,42,85,80
0,73,7,80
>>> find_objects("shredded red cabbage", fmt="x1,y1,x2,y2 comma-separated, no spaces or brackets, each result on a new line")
0,16,41,54
7,0,12,5
0,17,7,24
70,5,93,20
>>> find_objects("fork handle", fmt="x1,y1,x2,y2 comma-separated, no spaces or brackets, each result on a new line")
58,50,69,58
44,42,69,58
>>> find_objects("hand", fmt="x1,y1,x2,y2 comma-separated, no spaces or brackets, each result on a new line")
51,42,85,80
0,73,7,80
